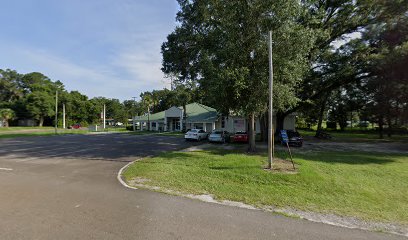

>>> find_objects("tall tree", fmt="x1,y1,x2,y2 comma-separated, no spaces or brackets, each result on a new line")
141,92,153,130
162,0,316,151
279,0,408,129
363,13,408,137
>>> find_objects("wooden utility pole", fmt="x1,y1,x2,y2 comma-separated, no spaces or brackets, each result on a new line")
55,90,58,134
103,104,106,129
62,103,66,129
268,31,274,169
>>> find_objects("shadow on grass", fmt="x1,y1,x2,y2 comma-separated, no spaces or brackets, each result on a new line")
158,147,399,166
296,152,398,165
151,149,263,170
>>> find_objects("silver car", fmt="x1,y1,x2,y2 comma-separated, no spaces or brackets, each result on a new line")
208,129,231,143
184,129,208,141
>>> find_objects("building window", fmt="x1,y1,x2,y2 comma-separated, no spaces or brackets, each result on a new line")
221,117,226,128
152,122,156,128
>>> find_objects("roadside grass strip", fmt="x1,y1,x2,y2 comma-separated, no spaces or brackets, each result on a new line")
0,129,90,139
123,149,408,226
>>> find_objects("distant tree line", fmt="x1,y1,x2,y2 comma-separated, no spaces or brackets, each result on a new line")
0,70,137,127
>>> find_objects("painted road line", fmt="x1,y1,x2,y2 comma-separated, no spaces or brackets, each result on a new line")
0,167,13,171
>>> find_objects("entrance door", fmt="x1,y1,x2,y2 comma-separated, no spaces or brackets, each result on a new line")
172,119,180,131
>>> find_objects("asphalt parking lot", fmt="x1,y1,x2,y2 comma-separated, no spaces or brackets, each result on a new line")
0,133,403,240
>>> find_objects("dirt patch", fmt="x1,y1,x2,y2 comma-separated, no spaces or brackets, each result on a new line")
128,177,151,185
263,157,297,174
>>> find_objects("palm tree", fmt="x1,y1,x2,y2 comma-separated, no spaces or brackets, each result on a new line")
177,89,191,132
142,93,153,131
0,108,15,127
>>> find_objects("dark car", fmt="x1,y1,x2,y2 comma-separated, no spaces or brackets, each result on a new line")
281,130,303,147
233,131,248,143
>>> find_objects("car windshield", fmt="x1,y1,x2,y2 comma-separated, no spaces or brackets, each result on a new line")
236,131,247,134
189,129,198,133
212,131,223,134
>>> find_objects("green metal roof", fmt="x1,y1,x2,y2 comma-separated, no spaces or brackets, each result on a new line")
136,103,218,123
183,103,218,122
135,111,165,121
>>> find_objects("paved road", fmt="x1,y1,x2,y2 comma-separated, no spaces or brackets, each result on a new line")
0,134,403,240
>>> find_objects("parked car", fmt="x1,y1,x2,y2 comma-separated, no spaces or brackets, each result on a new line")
281,130,303,147
233,131,248,143
184,129,208,141
69,123,81,129
208,129,231,143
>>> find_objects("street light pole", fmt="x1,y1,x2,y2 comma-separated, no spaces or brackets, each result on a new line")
268,31,274,169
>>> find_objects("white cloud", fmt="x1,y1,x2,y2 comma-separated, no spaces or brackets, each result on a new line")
0,0,178,101
0,43,169,100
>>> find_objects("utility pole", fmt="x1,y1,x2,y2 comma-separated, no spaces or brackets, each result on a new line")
103,104,106,129
147,105,150,131
55,90,58,134
132,97,137,131
268,30,274,169
62,103,66,129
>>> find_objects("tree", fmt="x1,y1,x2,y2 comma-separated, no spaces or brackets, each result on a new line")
26,91,55,126
0,108,15,127
0,69,23,104
175,86,191,132
275,0,408,131
363,14,408,137
162,0,316,151
141,92,153,130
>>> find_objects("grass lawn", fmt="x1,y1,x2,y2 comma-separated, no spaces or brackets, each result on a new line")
123,149,408,225
0,128,89,138
299,129,408,142
0,126,54,132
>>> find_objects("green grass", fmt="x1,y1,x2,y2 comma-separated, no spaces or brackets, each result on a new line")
298,129,408,142
123,149,408,225
0,129,89,138
0,126,54,132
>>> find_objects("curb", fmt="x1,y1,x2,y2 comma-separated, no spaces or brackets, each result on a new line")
117,157,145,190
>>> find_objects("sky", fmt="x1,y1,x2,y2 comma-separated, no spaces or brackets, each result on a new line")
0,0,179,101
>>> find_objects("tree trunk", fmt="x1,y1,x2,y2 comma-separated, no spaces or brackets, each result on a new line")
386,115,392,138
183,104,187,132
39,116,44,127
248,113,256,152
378,116,384,139
315,94,329,136
147,106,150,131
4,118,9,127
259,113,268,142
276,112,285,132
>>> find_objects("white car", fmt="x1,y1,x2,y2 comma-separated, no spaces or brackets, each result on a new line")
184,129,208,141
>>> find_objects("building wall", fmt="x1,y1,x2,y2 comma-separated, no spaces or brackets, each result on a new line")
217,115,296,133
